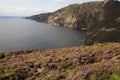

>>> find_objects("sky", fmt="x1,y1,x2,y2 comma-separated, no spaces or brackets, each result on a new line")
0,0,104,16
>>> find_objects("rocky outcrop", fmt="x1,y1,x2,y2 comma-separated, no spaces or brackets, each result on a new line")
27,0,120,44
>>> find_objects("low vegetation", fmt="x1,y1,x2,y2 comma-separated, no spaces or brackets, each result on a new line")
0,43,120,80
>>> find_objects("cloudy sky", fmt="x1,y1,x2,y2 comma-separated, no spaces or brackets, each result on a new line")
0,0,104,16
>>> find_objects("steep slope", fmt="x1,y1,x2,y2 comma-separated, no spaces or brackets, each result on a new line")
47,2,103,29
0,43,120,80
27,0,120,44
28,1,104,29
85,0,120,44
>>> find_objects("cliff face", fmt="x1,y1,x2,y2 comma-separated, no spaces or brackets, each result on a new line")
85,0,120,44
47,2,104,29
27,1,104,29
27,0,120,44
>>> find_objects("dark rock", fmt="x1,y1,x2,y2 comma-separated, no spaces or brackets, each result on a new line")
25,62,34,68
0,54,5,59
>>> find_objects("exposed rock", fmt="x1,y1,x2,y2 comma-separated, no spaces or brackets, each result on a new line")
27,0,120,44
99,28,116,32
115,17,120,22
0,54,5,59
104,0,114,4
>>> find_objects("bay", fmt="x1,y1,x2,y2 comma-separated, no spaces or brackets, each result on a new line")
0,18,85,52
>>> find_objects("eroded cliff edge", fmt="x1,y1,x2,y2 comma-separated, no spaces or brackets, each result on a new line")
27,0,120,44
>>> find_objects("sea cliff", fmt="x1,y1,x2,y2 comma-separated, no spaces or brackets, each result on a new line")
27,0,120,44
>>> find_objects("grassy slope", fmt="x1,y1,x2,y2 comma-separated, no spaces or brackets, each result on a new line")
86,21,120,44
0,43,120,80
85,1,120,44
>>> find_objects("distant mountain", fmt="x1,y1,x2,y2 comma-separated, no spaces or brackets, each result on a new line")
27,0,120,45
26,13,51,22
